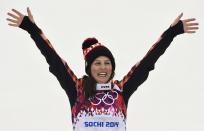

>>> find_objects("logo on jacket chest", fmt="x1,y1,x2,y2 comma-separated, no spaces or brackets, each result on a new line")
88,90,119,106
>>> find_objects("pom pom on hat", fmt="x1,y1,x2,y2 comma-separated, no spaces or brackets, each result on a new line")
82,37,98,49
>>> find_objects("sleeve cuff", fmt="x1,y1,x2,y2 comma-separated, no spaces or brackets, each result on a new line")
162,20,184,38
19,16,42,34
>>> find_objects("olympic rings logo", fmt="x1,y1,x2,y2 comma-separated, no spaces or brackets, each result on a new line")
89,91,118,106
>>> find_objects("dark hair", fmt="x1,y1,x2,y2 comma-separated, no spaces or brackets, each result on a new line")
83,69,115,100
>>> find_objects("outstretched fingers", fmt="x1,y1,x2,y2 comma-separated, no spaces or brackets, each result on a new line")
7,12,19,19
177,13,183,20
8,23,19,27
7,9,25,27
6,18,18,23
183,18,196,23
171,13,183,27
186,23,199,26
185,30,196,34
11,9,23,17
27,7,34,23
182,18,199,33
6,13,19,27
27,7,32,16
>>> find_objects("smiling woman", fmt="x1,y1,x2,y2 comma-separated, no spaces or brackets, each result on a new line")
90,56,113,84
6,7,199,131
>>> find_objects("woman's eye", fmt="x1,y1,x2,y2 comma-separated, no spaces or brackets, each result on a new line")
105,62,111,65
95,62,100,65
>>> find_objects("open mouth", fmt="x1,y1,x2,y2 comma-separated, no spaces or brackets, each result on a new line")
97,72,107,77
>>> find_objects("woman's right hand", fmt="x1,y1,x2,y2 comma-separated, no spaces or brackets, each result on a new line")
7,7,34,27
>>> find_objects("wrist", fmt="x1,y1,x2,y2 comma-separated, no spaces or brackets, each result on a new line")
162,20,184,38
19,16,42,34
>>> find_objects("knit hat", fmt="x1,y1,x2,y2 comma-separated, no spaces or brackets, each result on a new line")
82,37,115,74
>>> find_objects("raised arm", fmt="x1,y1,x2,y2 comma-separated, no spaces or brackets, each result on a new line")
7,8,78,107
116,13,199,106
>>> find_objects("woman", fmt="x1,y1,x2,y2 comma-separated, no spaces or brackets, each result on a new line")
7,7,198,131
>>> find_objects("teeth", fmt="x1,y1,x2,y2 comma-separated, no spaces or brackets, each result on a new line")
98,73,107,77
99,73,107,75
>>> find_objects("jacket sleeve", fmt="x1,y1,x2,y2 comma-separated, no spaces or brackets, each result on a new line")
19,16,77,107
116,21,184,106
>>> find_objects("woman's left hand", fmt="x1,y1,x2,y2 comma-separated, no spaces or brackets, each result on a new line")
171,13,199,33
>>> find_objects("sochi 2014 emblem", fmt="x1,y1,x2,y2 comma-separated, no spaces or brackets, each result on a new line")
89,91,118,106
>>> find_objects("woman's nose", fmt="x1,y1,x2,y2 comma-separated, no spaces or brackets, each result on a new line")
100,64,106,69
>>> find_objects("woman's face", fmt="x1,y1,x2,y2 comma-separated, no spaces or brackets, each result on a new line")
91,56,112,84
